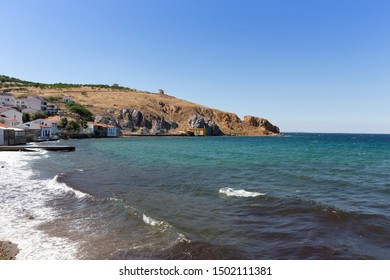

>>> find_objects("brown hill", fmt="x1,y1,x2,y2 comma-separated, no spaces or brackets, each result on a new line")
12,86,280,136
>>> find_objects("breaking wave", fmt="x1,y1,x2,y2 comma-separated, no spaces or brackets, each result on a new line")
48,175,90,199
142,214,164,227
219,187,266,198
141,213,174,233
0,152,78,259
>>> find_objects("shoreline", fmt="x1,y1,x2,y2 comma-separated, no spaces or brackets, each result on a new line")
0,241,19,260
0,134,283,152
0,145,75,152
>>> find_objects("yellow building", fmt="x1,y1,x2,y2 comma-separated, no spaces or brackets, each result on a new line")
188,127,205,136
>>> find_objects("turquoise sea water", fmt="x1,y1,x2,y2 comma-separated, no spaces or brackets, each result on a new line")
1,133,390,259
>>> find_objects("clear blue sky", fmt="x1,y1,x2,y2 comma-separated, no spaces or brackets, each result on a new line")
1,0,390,133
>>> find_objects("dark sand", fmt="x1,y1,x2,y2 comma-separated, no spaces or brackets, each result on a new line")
0,241,19,260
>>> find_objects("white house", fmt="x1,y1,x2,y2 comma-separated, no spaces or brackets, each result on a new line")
0,116,20,127
18,121,52,138
31,115,76,137
0,107,23,124
17,122,41,141
33,116,59,135
36,123,52,138
26,95,47,111
44,103,59,115
0,123,26,145
15,98,28,108
0,94,15,106
87,122,118,137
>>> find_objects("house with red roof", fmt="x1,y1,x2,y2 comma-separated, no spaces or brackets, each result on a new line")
0,106,23,124
20,115,76,139
87,122,118,137
0,116,20,127
18,121,53,139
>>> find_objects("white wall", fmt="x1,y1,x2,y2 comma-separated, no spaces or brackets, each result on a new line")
0,94,15,106
27,96,44,111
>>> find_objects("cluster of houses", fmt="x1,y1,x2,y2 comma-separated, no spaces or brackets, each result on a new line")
0,91,118,146
1,92,61,115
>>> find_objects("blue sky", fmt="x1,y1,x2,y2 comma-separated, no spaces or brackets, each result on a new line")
1,0,390,133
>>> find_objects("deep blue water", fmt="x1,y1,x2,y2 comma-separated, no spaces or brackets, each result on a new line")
1,133,390,259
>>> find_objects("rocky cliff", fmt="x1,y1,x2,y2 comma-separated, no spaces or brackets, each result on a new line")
12,84,280,136
93,105,280,136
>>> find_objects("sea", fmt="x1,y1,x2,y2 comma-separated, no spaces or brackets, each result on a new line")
1,133,390,260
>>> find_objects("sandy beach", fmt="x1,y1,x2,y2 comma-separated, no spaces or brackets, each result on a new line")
0,241,19,260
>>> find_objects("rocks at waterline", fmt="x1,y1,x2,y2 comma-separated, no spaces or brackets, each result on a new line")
188,114,222,136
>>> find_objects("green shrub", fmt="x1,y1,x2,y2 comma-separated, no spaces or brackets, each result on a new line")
22,113,31,123
57,117,68,129
31,111,47,120
46,96,62,103
65,102,93,121
65,120,80,131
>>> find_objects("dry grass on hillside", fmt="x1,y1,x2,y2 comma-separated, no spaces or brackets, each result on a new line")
13,87,279,135
14,87,210,114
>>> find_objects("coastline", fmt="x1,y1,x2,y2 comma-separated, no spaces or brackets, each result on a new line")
0,133,283,153
0,241,19,260
1,134,389,259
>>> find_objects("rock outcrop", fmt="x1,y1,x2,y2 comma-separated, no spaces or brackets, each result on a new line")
93,107,279,136
243,116,280,135
188,114,222,136
94,108,178,135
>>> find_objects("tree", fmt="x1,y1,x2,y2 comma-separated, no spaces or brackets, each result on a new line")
22,112,31,123
79,119,88,129
57,117,68,129
65,120,80,131
31,111,47,120
65,102,93,121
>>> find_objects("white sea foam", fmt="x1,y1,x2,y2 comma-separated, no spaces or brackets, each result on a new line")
176,233,192,244
219,187,266,198
0,152,78,259
142,214,164,227
142,213,180,242
48,175,90,199
26,148,49,157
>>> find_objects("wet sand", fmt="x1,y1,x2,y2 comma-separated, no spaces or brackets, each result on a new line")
0,241,19,260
